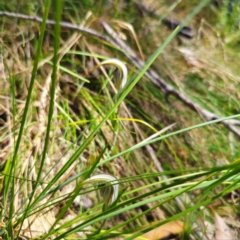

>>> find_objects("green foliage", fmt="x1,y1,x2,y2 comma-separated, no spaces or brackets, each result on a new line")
0,0,240,239
218,0,240,33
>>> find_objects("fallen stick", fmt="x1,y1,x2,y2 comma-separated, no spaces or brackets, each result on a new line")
101,21,240,137
1,11,240,137
135,0,195,39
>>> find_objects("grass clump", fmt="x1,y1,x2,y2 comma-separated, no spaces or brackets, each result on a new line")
0,0,240,239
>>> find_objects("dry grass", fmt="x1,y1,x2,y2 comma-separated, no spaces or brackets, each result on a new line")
0,0,240,239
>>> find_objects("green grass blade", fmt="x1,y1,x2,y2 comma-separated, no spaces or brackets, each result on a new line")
2,0,51,236
10,0,52,236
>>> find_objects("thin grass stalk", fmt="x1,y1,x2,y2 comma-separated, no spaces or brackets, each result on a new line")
30,164,236,237
21,0,214,218
56,174,226,239
100,114,240,167
104,164,240,239
45,146,108,235
16,1,62,236
35,0,62,194
17,63,131,222
12,165,225,222
10,1,52,237
2,0,51,237
45,59,127,235
0,56,16,222
53,2,226,236
51,167,214,238
21,114,239,214
91,168,233,239
27,112,239,204
128,166,240,239
0,1,238,239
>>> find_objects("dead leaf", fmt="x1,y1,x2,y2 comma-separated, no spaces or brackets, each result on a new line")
136,220,184,240
112,20,144,60
22,212,56,238
213,210,233,240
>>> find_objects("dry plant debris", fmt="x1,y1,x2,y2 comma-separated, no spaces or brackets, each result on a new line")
0,0,240,239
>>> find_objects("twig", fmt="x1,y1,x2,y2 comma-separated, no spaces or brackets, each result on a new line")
101,21,240,137
134,0,195,39
1,11,240,137
0,11,113,44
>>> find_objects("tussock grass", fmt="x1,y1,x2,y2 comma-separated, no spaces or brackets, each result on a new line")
0,0,240,239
